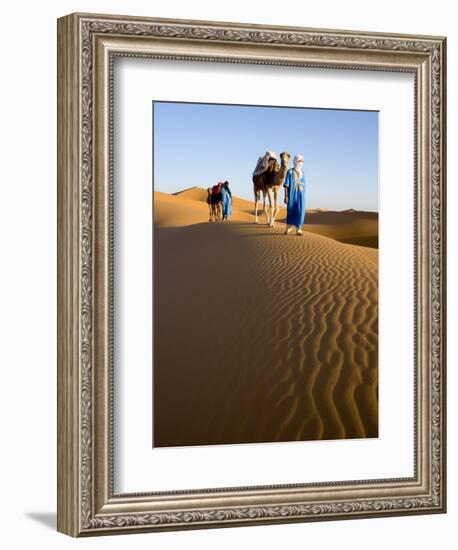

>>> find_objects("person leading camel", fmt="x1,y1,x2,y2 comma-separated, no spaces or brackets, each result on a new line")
221,181,232,220
284,154,306,236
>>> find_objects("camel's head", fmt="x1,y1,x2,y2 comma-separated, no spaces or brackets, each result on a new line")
280,151,291,165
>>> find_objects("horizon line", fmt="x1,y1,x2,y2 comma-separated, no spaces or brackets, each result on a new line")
154,186,379,214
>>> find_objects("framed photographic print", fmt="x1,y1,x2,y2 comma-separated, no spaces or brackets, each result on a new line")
57,13,446,536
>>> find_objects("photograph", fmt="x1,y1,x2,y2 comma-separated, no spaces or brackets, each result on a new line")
55,11,446,536
153,101,379,447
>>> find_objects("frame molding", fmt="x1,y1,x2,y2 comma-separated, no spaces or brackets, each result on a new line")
57,12,446,536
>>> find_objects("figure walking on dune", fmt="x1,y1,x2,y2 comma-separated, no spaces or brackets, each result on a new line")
284,154,307,236
221,181,232,220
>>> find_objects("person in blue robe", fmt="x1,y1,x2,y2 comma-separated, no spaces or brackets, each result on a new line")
283,155,306,235
221,181,232,220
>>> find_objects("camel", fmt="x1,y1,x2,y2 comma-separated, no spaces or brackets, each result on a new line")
264,151,291,227
207,186,223,222
252,152,280,224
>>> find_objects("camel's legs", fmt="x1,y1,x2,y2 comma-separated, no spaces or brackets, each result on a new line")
264,188,274,226
254,189,261,224
262,192,266,224
271,188,280,227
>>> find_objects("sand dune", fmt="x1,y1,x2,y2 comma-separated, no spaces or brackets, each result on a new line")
153,191,378,447
173,186,209,202
160,187,378,250
174,186,258,215
299,210,378,249
155,190,255,227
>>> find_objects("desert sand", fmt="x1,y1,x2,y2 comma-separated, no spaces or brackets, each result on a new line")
154,187,378,447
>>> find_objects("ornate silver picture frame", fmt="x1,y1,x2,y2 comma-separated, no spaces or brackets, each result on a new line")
57,12,446,536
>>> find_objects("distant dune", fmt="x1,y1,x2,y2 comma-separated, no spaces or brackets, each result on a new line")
155,190,255,227
153,187,378,447
159,186,378,250
173,186,209,202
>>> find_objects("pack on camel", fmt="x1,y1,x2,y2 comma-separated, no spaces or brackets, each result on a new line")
252,151,290,226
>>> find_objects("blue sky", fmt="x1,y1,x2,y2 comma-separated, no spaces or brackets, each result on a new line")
153,101,379,211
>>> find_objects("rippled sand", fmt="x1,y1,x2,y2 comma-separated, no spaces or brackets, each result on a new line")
153,190,378,447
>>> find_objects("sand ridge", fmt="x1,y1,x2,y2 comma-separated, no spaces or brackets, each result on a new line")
156,187,378,250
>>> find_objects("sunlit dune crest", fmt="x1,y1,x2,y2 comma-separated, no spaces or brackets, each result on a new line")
154,187,378,250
